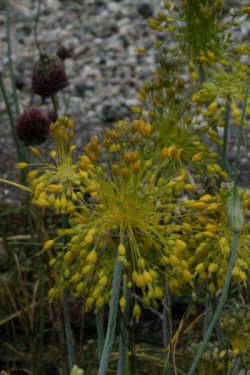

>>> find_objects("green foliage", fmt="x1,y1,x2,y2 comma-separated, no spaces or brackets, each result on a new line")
1,1,250,374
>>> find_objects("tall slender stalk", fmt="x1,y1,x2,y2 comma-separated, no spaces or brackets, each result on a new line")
98,257,123,375
96,309,105,361
63,289,75,371
203,293,210,339
221,102,231,175
52,95,59,119
34,0,42,55
163,278,171,349
62,214,75,371
0,74,23,162
233,73,250,189
117,279,131,375
5,0,20,117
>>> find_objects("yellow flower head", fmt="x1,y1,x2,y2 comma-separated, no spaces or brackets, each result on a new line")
187,189,250,292
26,116,85,213
48,119,199,311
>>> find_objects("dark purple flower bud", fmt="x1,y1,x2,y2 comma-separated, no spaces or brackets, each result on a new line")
32,54,68,98
56,45,73,60
16,108,50,145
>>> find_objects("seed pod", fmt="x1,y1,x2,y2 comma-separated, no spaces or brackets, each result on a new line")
226,190,244,232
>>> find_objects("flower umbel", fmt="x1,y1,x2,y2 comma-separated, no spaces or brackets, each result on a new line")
32,53,68,98
26,116,84,213
48,119,197,312
16,108,50,145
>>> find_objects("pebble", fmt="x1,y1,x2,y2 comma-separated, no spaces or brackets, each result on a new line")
1,0,250,203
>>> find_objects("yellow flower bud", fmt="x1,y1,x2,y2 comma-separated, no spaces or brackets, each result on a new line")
184,184,196,192
207,51,215,61
48,194,56,204
207,203,219,211
183,270,193,283
198,55,208,63
160,256,169,265
208,263,219,273
195,263,205,273
119,296,126,310
63,251,74,266
199,194,213,203
55,198,61,209
169,145,181,160
142,271,152,285
98,276,108,287
86,250,97,264
137,258,145,268
161,147,169,160
36,198,49,207
48,184,61,193
48,287,61,300
170,254,180,267
154,286,163,299
203,231,216,239
16,162,29,169
84,234,93,244
190,202,207,210
133,304,141,322
96,297,105,309
175,239,187,251
43,239,55,250
239,271,247,282
231,266,240,277
207,282,216,295
206,225,218,232
76,281,86,295
118,244,126,256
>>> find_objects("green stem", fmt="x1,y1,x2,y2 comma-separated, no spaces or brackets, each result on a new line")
187,232,239,375
0,74,24,162
63,289,75,371
0,178,31,192
5,0,20,116
25,199,45,375
98,257,123,375
34,0,42,55
51,95,59,119
232,356,241,375
221,102,231,175
203,293,210,339
211,297,225,344
117,282,132,375
163,278,171,349
96,309,105,361
62,214,75,371
233,73,250,189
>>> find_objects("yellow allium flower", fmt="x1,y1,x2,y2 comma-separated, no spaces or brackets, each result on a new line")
26,116,86,213
187,189,250,292
48,119,201,311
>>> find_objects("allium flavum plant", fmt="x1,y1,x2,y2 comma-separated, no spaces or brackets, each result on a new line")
2,0,250,374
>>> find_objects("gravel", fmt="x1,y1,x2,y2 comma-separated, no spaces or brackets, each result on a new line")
0,0,160,203
1,0,250,204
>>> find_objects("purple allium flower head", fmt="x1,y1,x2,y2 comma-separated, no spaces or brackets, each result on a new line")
16,108,50,145
32,53,68,98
